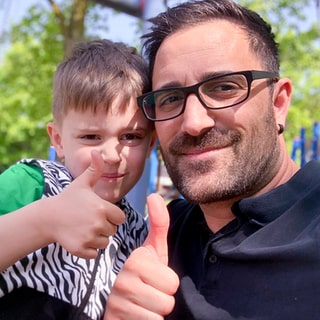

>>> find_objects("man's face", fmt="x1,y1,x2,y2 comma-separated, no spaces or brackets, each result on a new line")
152,20,282,204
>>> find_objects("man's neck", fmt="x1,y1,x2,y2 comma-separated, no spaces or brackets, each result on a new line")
199,156,300,233
200,200,236,233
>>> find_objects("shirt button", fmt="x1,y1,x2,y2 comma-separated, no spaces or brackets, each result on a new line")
209,254,218,264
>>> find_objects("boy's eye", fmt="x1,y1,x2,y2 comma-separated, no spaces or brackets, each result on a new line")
120,133,144,146
81,134,101,140
121,133,140,141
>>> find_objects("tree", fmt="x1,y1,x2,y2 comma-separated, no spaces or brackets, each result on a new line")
48,0,88,57
241,0,320,159
0,5,62,171
0,0,116,171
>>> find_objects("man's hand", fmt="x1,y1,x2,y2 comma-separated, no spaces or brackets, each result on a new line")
43,150,126,258
104,193,179,320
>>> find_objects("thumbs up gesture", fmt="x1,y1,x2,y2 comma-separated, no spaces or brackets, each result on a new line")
44,150,126,258
104,193,180,320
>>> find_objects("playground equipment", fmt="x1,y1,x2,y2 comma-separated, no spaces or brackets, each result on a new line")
291,121,319,167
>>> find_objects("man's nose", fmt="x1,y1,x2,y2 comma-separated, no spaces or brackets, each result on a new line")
180,94,216,136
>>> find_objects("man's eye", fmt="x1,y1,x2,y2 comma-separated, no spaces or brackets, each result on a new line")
156,91,184,108
216,83,239,91
204,81,240,93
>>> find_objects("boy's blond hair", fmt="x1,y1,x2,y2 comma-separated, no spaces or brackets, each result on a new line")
52,39,150,124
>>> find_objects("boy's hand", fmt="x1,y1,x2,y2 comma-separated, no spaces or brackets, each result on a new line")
43,150,125,258
104,193,179,320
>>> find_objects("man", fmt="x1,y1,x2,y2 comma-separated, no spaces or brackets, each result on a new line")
105,0,320,319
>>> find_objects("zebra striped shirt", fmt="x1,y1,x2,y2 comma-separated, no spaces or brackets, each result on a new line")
0,159,148,319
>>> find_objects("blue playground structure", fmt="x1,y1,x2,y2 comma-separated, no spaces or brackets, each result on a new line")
291,121,319,167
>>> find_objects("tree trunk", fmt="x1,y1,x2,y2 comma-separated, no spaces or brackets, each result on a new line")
48,0,88,57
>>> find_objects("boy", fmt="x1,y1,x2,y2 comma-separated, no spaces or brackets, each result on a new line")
0,39,154,319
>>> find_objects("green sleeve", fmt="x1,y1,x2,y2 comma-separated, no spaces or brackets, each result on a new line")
0,163,44,215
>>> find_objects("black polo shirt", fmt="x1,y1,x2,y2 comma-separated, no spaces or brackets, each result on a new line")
167,160,320,320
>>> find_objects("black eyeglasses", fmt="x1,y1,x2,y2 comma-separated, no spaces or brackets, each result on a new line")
137,70,279,121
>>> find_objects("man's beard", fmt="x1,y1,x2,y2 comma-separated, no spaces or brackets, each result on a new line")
160,109,280,204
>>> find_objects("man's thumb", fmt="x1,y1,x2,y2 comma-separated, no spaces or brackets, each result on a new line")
144,193,169,265
78,150,104,188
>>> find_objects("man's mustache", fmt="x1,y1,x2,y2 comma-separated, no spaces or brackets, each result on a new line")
168,128,241,155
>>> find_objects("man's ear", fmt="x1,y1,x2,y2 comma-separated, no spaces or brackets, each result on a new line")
47,122,64,159
273,77,292,127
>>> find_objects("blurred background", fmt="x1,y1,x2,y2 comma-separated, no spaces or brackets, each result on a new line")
0,0,319,212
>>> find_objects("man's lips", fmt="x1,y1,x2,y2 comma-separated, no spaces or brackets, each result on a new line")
181,146,225,156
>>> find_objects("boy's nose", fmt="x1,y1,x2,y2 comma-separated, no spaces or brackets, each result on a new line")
100,142,122,164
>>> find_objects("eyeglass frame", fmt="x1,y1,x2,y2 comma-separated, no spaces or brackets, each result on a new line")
137,70,279,122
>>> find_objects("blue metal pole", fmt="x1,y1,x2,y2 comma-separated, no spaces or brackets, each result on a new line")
48,146,56,161
126,0,166,216
291,137,300,162
312,121,319,161
300,127,306,167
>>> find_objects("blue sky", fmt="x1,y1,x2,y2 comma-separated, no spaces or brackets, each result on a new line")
1,0,140,46
0,0,183,50
0,0,318,58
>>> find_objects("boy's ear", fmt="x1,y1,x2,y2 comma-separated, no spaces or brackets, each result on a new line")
147,132,157,158
47,122,64,159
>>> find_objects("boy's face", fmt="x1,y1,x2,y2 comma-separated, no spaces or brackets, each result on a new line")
48,97,154,204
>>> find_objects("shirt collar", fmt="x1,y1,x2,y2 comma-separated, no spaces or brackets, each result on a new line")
232,161,320,226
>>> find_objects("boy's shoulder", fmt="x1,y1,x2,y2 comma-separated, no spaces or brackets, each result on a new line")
19,158,73,183
19,158,70,175
18,159,73,197
0,161,45,215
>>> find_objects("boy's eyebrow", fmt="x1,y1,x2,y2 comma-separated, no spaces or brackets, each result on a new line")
125,125,151,131
76,126,101,132
75,124,151,132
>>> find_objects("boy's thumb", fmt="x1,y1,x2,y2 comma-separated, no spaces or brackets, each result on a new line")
78,150,104,188
144,193,170,265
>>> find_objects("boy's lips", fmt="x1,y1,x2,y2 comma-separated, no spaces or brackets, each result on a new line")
101,173,125,179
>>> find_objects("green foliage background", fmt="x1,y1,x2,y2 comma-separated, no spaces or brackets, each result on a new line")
0,6,61,170
242,0,320,158
0,0,319,172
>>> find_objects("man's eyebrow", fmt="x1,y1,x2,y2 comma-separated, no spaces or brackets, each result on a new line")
155,81,182,90
155,70,235,90
200,70,235,82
